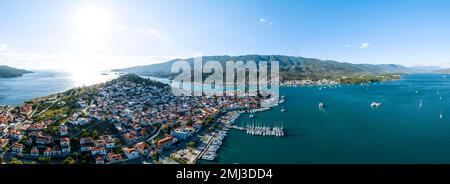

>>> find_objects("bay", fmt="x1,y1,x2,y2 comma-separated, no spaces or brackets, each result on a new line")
201,74,450,164
0,70,118,106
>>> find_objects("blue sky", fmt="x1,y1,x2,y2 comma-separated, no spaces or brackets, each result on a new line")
1,0,450,70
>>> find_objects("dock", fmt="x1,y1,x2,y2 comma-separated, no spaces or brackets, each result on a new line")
227,123,285,137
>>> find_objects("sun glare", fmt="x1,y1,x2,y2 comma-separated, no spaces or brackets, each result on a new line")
72,5,114,41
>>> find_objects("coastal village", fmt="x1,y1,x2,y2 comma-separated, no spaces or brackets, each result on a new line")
0,74,272,164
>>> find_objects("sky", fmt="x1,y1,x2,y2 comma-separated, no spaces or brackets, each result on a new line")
1,0,450,71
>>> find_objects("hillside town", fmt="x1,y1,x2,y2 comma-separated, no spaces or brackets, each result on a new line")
0,74,263,164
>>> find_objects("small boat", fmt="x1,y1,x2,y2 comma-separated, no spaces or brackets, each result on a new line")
415,91,419,94
419,100,423,108
440,111,443,119
319,102,325,110
249,114,255,118
281,109,286,112
440,96,442,100
371,102,382,108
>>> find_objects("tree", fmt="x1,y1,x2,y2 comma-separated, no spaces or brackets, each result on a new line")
114,139,121,146
39,157,51,164
92,130,99,139
152,151,161,162
63,157,76,164
0,155,3,164
80,129,90,138
187,141,196,148
8,158,23,164
187,119,194,126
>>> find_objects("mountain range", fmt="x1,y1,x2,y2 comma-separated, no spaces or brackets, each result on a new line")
114,55,447,80
0,65,32,78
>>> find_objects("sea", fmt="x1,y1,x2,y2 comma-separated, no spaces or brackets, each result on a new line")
0,70,118,106
2,71,450,163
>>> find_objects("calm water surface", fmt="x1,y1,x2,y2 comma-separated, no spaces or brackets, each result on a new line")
202,74,450,164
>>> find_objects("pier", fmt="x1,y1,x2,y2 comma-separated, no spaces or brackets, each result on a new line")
228,123,285,137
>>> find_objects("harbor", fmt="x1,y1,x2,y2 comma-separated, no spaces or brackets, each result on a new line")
198,97,287,162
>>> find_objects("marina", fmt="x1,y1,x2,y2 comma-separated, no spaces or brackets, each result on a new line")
228,123,285,137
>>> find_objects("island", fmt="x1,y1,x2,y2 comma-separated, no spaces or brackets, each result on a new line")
0,74,276,164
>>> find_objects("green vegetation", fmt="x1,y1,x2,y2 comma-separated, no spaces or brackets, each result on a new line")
187,141,196,148
63,157,76,164
114,55,411,82
151,151,161,162
336,74,401,84
8,158,24,164
186,119,193,126
38,157,51,164
110,73,169,88
43,124,59,136
202,116,216,126
0,65,32,78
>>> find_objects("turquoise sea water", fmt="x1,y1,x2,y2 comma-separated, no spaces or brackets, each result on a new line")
202,74,450,164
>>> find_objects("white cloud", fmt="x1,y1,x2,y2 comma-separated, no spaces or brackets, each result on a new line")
360,43,370,49
146,29,162,38
0,43,8,52
259,18,273,26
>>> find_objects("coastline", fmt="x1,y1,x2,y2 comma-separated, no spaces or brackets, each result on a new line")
195,96,286,163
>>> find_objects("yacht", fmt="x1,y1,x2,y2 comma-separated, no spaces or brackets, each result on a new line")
371,102,382,108
318,102,325,110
